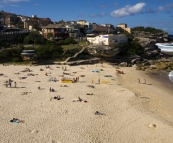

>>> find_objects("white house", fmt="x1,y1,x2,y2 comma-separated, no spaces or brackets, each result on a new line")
87,34,128,45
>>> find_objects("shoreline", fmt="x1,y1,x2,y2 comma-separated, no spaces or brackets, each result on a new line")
118,67,173,113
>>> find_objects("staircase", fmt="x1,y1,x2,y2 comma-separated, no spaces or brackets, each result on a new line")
64,46,87,63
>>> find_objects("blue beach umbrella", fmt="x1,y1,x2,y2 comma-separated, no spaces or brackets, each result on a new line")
168,71,173,83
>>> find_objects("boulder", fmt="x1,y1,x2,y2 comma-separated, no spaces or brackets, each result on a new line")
131,58,141,64
119,62,128,67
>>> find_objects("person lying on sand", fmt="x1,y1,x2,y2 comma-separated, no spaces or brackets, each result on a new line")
50,96,61,101
73,96,82,102
60,85,68,87
86,92,93,95
27,73,35,76
10,118,24,123
87,85,95,88
21,92,31,95
54,96,61,100
14,72,20,74
95,111,106,115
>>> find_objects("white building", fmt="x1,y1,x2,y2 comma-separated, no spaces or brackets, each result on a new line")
87,34,128,45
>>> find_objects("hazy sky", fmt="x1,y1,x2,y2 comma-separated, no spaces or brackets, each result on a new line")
0,0,173,34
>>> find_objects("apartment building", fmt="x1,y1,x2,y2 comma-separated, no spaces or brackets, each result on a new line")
41,23,68,39
24,17,52,29
0,14,21,27
87,34,128,45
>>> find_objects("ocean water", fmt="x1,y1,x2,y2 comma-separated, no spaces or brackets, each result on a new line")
168,71,173,83
155,43,173,52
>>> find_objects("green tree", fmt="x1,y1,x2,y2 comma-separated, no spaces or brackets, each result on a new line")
35,44,63,60
24,31,45,46
32,24,42,31
47,33,53,39
63,37,77,45
125,40,144,55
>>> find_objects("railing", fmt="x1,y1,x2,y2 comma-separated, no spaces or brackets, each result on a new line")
0,30,30,35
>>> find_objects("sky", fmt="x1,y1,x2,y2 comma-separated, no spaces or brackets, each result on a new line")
0,0,173,34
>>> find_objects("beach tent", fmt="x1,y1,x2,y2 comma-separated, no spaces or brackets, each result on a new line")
168,71,173,82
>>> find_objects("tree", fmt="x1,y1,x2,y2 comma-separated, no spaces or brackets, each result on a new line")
47,33,53,39
35,45,63,60
24,31,45,46
63,37,77,45
32,24,42,31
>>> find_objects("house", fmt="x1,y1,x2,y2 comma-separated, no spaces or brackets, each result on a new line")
77,20,86,25
65,23,81,38
118,23,131,33
0,14,21,28
24,17,52,29
41,23,68,39
87,34,128,45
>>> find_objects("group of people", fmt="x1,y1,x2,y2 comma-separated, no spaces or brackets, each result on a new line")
62,66,67,71
72,77,79,83
49,87,55,92
5,79,17,88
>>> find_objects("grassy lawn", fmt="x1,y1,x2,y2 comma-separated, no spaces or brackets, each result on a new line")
62,41,88,50
62,44,82,50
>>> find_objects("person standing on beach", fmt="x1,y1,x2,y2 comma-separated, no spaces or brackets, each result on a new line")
9,81,11,87
92,79,94,84
138,78,140,83
14,82,17,88
50,87,51,92
98,79,100,84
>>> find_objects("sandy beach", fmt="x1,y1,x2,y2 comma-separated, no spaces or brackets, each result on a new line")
0,63,173,143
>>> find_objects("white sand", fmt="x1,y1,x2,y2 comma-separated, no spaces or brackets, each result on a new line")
0,63,173,143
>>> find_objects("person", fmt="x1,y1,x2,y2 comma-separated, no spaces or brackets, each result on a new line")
14,82,17,88
50,87,51,92
38,86,40,90
144,79,146,84
10,118,24,123
21,92,28,95
98,79,100,84
95,111,105,115
138,78,140,83
78,96,82,102
86,92,93,95
51,88,55,92
92,79,94,84
9,82,11,88
57,95,61,100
